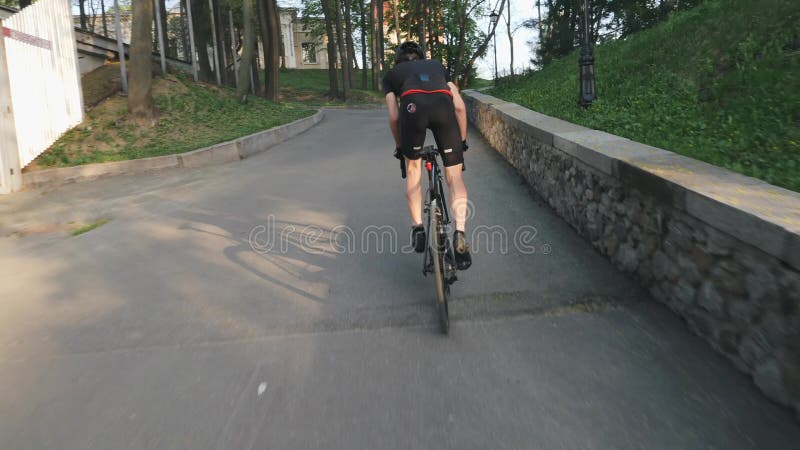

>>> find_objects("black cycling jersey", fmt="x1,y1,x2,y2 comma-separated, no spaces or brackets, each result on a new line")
381,59,452,98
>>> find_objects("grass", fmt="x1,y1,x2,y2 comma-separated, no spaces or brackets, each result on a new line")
71,218,111,236
489,0,800,192
81,63,123,108
29,72,316,169
276,68,385,105
468,78,493,90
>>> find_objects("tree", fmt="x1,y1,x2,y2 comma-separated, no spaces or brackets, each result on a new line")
530,0,702,67
505,0,513,77
391,0,400,45
334,0,350,99
78,0,88,29
319,0,340,97
100,0,109,36
460,0,505,86
369,0,380,90
211,0,227,85
128,0,155,124
157,0,170,58
237,0,256,99
190,0,215,81
259,0,280,100
344,0,357,80
451,0,488,85
359,0,368,89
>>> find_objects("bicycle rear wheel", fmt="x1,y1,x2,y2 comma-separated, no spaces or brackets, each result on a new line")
430,203,450,334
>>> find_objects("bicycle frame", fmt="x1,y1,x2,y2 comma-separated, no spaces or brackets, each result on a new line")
421,146,451,275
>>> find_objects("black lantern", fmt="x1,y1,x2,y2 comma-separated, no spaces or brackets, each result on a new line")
490,10,499,83
578,0,596,107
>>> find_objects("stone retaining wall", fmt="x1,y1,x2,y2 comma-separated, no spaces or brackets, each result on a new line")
463,90,800,418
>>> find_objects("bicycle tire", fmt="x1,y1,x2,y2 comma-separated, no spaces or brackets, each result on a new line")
430,202,450,334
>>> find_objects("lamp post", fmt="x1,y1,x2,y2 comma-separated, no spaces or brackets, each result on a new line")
489,10,499,83
578,0,596,107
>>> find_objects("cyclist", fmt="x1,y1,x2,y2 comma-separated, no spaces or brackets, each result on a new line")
382,41,471,270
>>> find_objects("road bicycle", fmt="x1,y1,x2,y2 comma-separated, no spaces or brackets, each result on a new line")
397,145,458,334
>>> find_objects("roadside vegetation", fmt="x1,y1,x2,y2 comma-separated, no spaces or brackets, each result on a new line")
276,69,383,105
276,68,489,104
490,0,800,192
28,72,315,170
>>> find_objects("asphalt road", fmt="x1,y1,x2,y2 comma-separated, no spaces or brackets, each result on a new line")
1,109,798,449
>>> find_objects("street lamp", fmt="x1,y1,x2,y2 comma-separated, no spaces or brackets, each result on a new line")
578,0,596,107
489,10,499,83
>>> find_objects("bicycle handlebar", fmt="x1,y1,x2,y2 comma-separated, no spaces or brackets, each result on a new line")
394,148,406,179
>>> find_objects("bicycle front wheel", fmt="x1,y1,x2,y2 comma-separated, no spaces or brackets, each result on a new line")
430,203,450,334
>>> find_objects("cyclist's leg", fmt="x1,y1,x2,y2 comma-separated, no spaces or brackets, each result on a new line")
430,94,472,269
405,157,423,226
429,95,467,232
399,95,429,227
444,166,467,232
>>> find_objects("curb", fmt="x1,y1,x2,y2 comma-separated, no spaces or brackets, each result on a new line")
22,110,324,190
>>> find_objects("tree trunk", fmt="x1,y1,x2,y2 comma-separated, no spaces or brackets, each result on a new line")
370,0,380,90
262,0,280,100
211,0,228,85
192,0,214,81
320,0,340,97
278,12,286,69
100,0,109,37
129,0,155,124
181,0,190,61
89,0,97,33
158,0,170,58
378,0,384,67
256,0,270,95
419,1,426,55
506,0,513,77
536,0,544,41
334,0,350,99
360,0,367,89
78,0,87,29
453,0,467,84
237,0,256,99
344,0,357,85
19,0,32,8
392,0,400,44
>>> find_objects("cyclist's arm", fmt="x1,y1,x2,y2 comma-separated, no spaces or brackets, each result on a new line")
385,92,401,147
448,82,467,141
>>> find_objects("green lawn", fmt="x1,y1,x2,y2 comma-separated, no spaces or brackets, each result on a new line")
489,0,800,192
30,72,315,169
467,78,493,90
275,68,384,105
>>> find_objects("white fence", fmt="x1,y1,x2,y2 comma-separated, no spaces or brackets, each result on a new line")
0,0,83,194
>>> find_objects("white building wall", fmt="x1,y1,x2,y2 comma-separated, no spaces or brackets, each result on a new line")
1,0,83,193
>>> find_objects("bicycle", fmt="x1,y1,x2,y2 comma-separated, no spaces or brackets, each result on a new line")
397,145,458,334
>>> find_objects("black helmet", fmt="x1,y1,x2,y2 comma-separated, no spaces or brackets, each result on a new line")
395,41,424,64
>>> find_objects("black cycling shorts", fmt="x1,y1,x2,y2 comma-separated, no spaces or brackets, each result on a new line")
399,93,463,167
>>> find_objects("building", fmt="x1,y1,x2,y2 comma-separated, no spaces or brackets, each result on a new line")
277,8,328,69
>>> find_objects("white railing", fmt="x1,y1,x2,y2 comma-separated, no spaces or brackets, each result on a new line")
0,0,83,194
